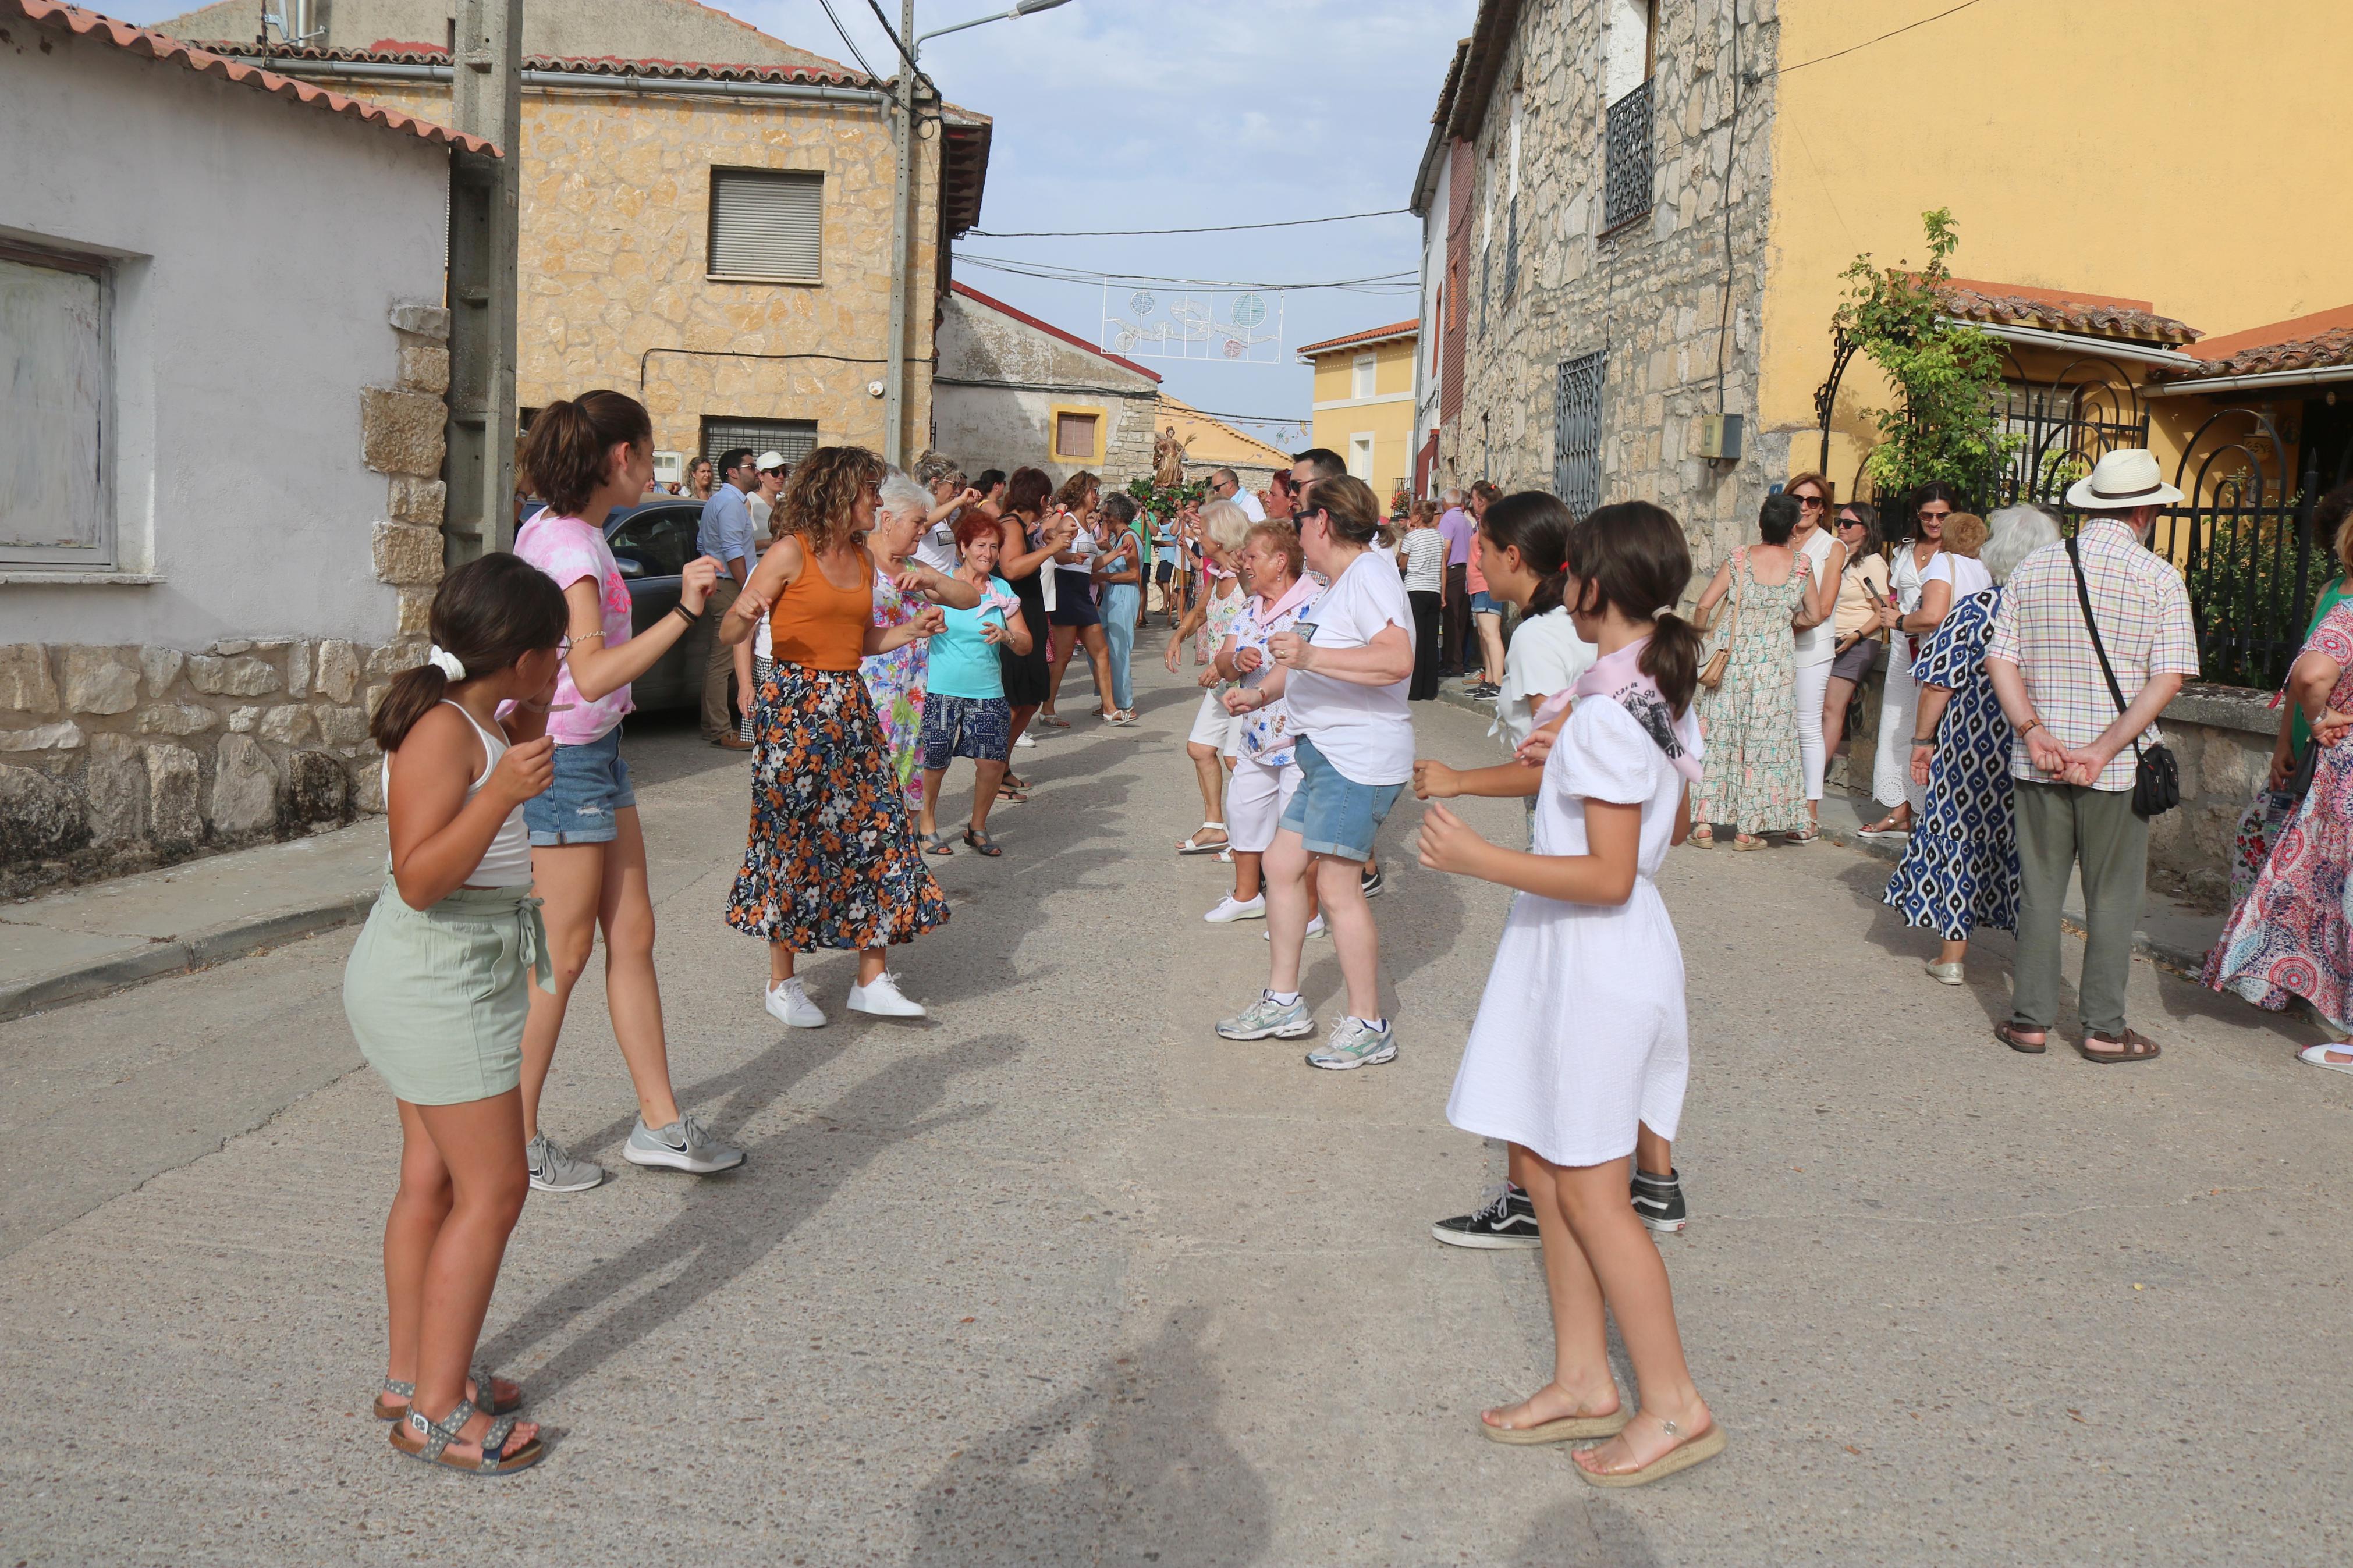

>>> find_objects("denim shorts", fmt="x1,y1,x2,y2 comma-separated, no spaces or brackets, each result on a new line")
521,726,636,847
1470,590,1501,616
1280,735,1403,863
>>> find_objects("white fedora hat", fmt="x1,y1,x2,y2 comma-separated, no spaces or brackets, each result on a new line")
2065,447,2182,511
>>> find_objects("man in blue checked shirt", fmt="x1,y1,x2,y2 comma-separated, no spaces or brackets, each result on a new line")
697,447,758,747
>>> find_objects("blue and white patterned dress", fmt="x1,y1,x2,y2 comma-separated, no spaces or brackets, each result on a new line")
1883,588,2019,940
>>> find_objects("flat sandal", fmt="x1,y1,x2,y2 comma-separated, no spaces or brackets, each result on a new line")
375,1368,519,1421
390,1396,545,1476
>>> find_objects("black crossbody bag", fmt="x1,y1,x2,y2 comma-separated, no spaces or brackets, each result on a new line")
2065,535,2180,819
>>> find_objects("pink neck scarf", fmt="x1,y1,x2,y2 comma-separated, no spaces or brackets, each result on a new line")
1538,634,1702,782
1253,575,1316,625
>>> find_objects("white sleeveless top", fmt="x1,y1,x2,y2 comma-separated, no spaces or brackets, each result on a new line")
381,701,535,887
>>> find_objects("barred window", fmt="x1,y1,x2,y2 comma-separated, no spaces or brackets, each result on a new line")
701,417,818,473
708,168,824,281
1554,351,1607,516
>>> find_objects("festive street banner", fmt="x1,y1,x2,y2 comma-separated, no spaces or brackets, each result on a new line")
1101,285,1285,364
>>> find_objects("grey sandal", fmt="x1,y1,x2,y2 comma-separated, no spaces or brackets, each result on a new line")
391,1396,545,1475
374,1368,520,1421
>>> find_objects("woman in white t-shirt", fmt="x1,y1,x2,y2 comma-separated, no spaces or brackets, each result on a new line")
1215,475,1416,1072
1864,486,1951,837
1783,473,1848,834
1401,500,1448,701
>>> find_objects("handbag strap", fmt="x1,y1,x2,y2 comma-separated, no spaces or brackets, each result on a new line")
2064,534,2146,762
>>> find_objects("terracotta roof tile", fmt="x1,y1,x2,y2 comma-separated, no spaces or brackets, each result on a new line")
1296,319,1419,358
200,39,879,91
2168,304,2353,378
7,1,497,155
1937,279,2199,346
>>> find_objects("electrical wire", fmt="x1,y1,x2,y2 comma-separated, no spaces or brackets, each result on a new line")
861,0,936,94
1778,0,1985,73
954,253,1418,294
1714,1,1742,414
969,208,1411,239
812,0,881,83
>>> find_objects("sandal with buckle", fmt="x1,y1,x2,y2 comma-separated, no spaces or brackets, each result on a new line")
1688,826,1715,848
1733,833,1767,851
1177,822,1230,855
1996,1021,2047,1054
374,1368,519,1422
390,1396,546,1475
963,828,1003,858
921,830,957,856
1036,713,1070,730
1573,1410,1728,1488
2077,1027,2160,1064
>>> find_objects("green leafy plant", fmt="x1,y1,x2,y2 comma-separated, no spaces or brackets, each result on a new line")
1834,209,2018,504
1126,475,1208,521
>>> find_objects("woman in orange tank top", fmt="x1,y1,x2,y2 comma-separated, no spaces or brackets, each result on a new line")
719,446,963,1021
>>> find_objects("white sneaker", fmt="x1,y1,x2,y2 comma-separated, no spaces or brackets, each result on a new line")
847,972,927,1018
1263,913,1328,941
764,977,826,1028
1013,733,1037,749
1204,894,1265,923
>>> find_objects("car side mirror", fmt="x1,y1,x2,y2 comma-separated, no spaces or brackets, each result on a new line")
614,556,645,578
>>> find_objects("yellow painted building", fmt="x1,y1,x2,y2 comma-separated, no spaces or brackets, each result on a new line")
1300,322,1419,506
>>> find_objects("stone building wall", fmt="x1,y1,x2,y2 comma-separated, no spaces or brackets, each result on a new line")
0,303,449,899
347,79,939,462
1445,0,1783,583
934,290,1162,493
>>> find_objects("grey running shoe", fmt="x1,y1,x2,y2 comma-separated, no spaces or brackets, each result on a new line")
622,1113,746,1175
1306,1015,1397,1070
1216,991,1316,1040
526,1133,606,1194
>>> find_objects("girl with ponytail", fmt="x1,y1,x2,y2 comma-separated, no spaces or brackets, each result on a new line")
1418,498,1725,1487
509,389,744,1192
345,553,567,1474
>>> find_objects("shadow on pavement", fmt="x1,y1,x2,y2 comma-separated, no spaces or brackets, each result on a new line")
1507,1495,1661,1567
479,1029,1019,1400
906,1307,1274,1567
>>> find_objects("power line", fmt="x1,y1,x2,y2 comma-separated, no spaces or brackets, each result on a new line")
812,0,880,82
1779,0,1985,73
954,252,1418,293
969,208,1411,239
861,0,934,93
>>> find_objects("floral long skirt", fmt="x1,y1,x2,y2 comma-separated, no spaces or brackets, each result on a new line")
725,663,949,952
2203,743,2353,1027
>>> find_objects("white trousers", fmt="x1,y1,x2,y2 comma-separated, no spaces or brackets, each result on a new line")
1795,656,1831,802
1226,755,1301,854
1872,639,1928,813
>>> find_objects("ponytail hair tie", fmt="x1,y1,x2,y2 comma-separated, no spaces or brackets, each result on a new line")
427,645,467,681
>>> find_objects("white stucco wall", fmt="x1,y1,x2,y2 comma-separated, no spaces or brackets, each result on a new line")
1412,151,1450,489
0,26,450,648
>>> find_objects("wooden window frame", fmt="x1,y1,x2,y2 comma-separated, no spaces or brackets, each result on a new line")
0,237,115,570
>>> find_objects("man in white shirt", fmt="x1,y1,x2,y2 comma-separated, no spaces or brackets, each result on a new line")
1209,467,1266,522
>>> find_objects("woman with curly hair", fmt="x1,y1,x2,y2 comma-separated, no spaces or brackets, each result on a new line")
721,446,953,1023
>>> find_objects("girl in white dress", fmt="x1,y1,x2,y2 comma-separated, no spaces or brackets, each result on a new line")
1419,499,1727,1488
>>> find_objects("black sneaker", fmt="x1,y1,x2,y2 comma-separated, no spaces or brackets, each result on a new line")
1631,1168,1688,1234
1360,867,1386,899
1431,1183,1543,1249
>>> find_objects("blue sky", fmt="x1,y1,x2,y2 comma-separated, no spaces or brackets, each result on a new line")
112,0,1478,450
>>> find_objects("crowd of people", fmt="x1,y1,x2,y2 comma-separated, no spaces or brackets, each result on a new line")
335,376,2348,1488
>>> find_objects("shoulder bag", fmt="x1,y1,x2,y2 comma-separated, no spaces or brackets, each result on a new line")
1697,552,1743,689
2065,535,2180,819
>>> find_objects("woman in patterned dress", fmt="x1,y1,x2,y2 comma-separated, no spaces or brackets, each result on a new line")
1882,506,2060,984
863,473,976,816
719,446,966,1025
2206,580,2353,1072
1689,493,1821,847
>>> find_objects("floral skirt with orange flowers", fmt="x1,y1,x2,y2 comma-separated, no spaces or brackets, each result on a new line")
725,663,949,952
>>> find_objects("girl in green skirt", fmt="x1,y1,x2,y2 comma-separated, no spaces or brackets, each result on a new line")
346,553,568,1474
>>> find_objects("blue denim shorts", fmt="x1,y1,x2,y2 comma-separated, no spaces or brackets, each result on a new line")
1280,735,1403,863
521,727,636,847
1470,589,1501,616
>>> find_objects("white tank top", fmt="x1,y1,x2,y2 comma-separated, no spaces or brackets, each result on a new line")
381,701,535,887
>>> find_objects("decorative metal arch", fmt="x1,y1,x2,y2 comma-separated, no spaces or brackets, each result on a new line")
2165,405,2316,688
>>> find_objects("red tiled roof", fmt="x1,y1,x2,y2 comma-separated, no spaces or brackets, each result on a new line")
949,282,1162,385
6,1,497,155
1937,278,2199,346
2176,304,2353,376
200,40,879,91
1296,319,1420,357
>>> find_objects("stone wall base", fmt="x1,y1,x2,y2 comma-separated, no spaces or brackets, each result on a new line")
0,638,414,899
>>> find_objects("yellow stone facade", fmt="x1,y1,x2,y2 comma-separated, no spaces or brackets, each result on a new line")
342,81,943,461
1304,331,1419,506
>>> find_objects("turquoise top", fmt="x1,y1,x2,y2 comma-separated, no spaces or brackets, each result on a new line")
927,574,1017,700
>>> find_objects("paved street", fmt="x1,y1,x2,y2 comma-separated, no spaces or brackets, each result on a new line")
2,630,2347,1567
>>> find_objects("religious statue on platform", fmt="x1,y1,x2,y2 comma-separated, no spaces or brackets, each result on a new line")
1152,425,1192,489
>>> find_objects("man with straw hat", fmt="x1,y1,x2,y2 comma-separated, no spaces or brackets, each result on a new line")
1984,449,2199,1063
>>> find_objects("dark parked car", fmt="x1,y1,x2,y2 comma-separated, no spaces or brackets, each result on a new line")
602,497,711,713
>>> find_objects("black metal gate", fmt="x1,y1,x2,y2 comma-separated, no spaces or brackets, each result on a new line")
1554,351,1607,517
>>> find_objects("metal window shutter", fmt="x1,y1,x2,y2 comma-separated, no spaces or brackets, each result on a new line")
709,170,822,280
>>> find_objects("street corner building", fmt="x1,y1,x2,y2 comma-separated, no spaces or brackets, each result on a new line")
162,0,992,474
0,1,492,897
1410,0,2352,574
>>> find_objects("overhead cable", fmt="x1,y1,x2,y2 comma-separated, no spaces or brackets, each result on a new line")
968,208,1411,239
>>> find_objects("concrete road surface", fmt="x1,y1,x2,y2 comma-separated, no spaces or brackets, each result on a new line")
2,628,2346,1566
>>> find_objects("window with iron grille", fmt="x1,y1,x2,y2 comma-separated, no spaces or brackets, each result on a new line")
1602,78,1653,234
700,418,818,474
708,168,823,282
1478,245,1491,338
1502,196,1520,304
1554,351,1607,515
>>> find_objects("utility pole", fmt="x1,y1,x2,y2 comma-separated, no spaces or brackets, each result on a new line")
881,0,917,467
444,0,523,561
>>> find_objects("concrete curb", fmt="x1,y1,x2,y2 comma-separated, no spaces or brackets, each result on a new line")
0,887,379,1023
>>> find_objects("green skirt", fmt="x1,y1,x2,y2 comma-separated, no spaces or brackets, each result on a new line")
342,879,551,1106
